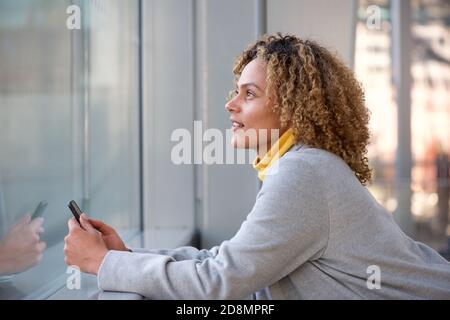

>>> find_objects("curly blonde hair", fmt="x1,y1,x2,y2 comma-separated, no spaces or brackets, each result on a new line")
231,33,372,185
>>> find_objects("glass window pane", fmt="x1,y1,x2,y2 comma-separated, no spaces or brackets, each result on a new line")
0,0,141,299
0,0,75,298
355,0,450,259
87,0,140,239
355,0,398,213
411,0,450,256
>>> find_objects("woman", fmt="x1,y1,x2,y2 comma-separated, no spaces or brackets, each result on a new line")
64,33,450,299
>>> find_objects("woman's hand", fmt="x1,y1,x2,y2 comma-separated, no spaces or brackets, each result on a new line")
0,214,46,275
87,217,128,252
64,214,108,275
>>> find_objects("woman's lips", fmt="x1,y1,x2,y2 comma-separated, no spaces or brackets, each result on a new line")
231,121,244,131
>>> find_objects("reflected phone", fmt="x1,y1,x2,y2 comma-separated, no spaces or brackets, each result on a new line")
68,200,82,225
31,201,48,220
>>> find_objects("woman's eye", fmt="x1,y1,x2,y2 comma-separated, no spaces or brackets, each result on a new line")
246,90,254,98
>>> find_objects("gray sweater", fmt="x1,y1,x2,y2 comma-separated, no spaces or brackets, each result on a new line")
97,145,450,299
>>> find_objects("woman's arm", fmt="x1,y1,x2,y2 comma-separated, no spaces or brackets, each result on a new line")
129,246,220,261
97,154,330,299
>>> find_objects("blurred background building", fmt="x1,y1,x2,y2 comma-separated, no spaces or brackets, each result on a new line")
0,0,448,299
355,0,450,253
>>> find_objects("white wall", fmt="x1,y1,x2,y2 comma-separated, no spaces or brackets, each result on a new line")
195,0,259,248
142,0,195,231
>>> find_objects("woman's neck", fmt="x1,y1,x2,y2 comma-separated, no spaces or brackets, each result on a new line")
256,128,287,159
256,143,271,159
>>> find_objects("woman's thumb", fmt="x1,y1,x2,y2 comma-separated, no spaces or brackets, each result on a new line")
80,213,95,232
89,218,110,234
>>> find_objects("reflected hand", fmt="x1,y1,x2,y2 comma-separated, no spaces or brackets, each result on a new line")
0,214,46,276
87,216,128,252
64,214,108,275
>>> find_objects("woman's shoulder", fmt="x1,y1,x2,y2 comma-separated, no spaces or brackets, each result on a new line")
265,144,358,187
263,145,327,186
274,145,368,197
281,144,350,171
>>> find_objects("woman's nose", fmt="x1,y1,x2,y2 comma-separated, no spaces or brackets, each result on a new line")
225,98,240,113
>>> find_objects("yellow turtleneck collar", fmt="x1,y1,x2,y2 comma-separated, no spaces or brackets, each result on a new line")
252,128,295,182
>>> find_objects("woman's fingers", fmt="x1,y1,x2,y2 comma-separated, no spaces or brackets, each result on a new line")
80,214,97,234
20,213,32,225
68,217,81,232
29,216,44,232
88,218,114,234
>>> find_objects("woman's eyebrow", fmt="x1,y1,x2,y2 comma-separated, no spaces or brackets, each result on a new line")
237,82,263,92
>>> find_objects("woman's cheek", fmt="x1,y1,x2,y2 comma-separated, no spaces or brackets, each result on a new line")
231,129,245,148
245,129,257,149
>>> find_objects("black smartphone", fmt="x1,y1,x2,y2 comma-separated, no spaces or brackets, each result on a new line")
68,200,82,225
31,201,48,220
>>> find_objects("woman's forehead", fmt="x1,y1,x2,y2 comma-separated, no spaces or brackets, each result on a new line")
238,59,267,88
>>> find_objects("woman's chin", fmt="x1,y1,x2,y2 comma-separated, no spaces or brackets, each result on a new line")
231,136,247,149
231,138,259,150
231,140,245,149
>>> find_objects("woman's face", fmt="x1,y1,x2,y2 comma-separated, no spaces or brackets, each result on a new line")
225,58,282,153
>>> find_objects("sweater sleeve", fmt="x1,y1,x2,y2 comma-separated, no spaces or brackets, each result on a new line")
129,246,220,261
97,154,330,299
